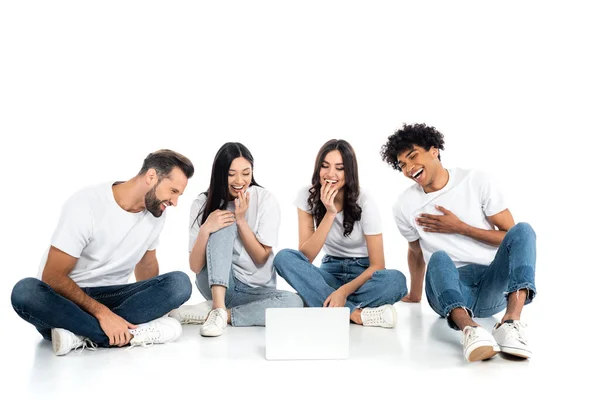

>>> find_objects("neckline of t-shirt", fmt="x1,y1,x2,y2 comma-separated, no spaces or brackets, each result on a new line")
108,182,148,216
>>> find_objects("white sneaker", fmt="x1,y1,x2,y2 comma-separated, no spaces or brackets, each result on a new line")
492,320,531,359
51,328,97,356
361,304,397,328
168,301,213,324
200,308,227,337
129,316,182,347
461,326,500,362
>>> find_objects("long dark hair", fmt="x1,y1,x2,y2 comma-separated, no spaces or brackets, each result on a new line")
194,142,260,226
307,139,361,237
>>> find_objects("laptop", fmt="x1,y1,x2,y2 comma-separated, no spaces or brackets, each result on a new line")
265,307,350,360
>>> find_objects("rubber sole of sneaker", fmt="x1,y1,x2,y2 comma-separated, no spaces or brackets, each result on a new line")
181,318,206,325
466,345,499,362
51,329,67,356
499,346,531,359
386,305,398,328
199,325,225,337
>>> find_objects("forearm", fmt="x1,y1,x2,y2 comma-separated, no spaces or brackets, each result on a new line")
42,273,109,319
189,227,210,274
299,213,335,262
237,219,270,265
460,223,505,246
341,265,382,296
407,250,426,300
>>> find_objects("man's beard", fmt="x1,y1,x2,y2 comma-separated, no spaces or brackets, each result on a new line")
145,185,164,218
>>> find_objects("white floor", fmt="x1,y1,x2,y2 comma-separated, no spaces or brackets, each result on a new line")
3,295,591,400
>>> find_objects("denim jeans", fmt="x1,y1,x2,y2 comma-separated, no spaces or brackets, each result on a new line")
11,271,192,346
425,222,537,330
273,249,407,312
196,224,303,326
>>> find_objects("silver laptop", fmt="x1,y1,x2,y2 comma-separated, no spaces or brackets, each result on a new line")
265,307,350,360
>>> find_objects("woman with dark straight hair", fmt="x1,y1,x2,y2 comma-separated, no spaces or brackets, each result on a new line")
169,142,302,337
274,139,407,328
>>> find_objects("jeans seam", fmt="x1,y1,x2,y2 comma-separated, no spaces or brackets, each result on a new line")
92,278,159,300
13,306,55,330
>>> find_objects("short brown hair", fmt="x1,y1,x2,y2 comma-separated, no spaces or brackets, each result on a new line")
138,149,194,179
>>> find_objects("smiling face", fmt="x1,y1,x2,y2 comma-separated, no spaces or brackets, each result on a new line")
319,150,346,192
145,167,188,217
228,156,252,200
396,145,443,192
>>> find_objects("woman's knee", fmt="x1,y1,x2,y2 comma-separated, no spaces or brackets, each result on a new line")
273,249,304,272
277,291,304,308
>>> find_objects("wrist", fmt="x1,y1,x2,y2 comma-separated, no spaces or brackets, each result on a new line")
459,222,470,236
93,305,111,320
325,210,337,218
338,285,349,296
199,224,211,235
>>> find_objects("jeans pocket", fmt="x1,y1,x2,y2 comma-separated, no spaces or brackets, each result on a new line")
355,257,370,268
321,255,331,264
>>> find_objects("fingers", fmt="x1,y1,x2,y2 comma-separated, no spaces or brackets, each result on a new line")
436,205,450,214
321,182,334,202
323,295,331,307
218,212,236,225
118,331,127,347
416,217,438,228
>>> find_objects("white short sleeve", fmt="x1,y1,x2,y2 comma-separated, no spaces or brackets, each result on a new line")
50,195,93,258
477,171,507,216
255,191,280,247
293,186,312,213
393,202,420,242
188,194,207,252
359,192,382,235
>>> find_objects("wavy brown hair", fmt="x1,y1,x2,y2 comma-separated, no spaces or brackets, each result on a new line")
307,139,361,237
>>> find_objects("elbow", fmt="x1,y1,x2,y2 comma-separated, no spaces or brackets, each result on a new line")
255,250,272,266
188,256,202,275
41,271,60,288
298,246,315,264
189,263,201,275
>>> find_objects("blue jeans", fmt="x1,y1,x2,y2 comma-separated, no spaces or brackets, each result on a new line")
273,249,407,312
11,271,192,346
425,222,537,330
196,224,303,326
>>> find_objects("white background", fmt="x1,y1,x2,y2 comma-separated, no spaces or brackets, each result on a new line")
1,1,598,398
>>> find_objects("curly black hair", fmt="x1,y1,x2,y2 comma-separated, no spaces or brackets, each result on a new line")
380,123,445,171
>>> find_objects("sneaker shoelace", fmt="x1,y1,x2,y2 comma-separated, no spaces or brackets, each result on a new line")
463,327,481,345
74,338,98,354
504,321,528,345
181,313,204,324
361,308,384,325
128,326,161,349
204,309,225,327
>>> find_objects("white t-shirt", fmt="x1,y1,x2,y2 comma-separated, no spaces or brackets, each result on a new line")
294,186,382,258
393,168,507,267
37,182,166,287
189,185,280,288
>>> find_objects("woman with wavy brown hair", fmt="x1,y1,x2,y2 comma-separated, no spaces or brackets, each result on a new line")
274,139,407,328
